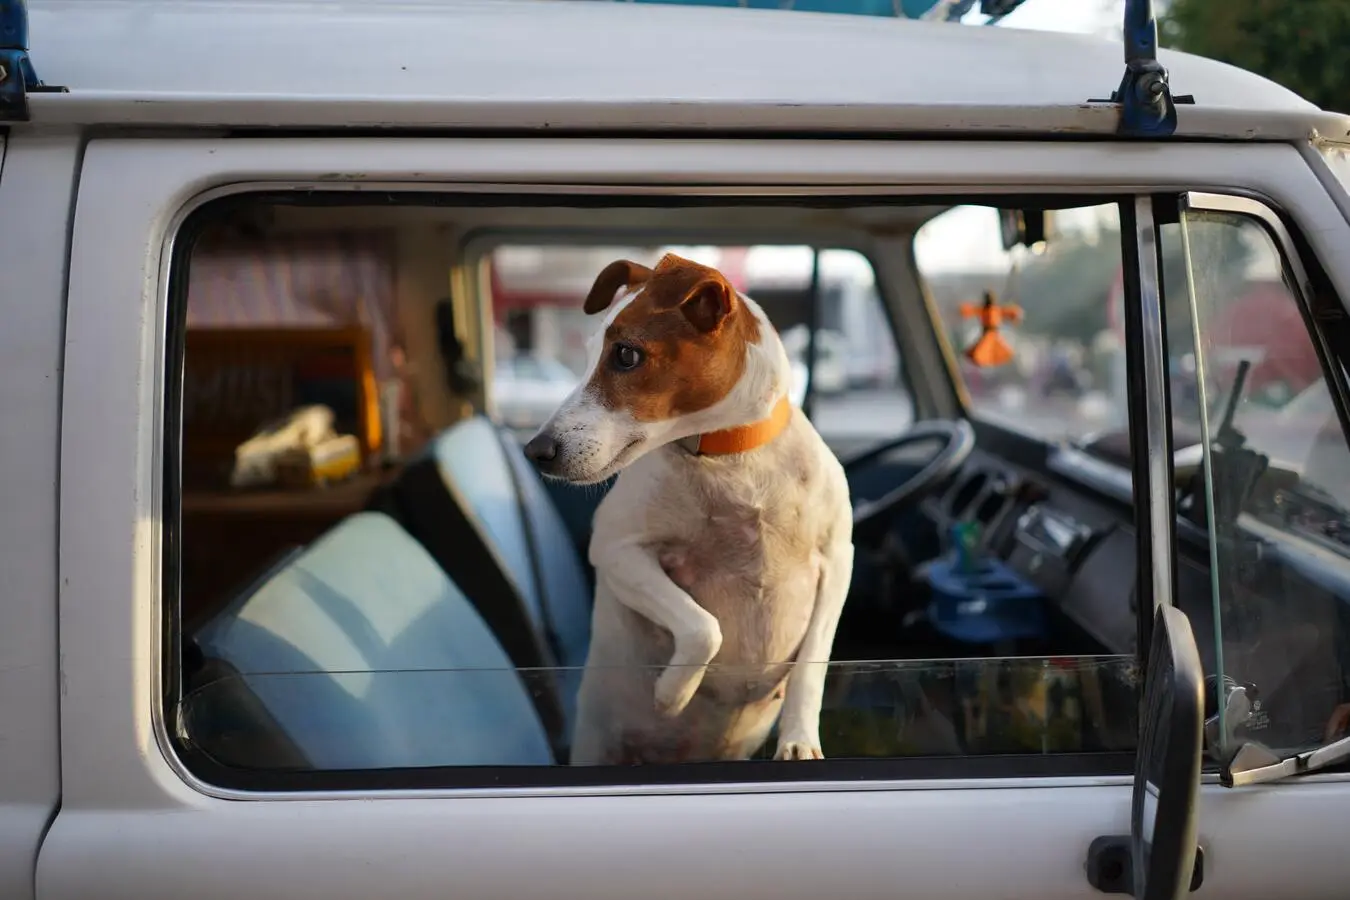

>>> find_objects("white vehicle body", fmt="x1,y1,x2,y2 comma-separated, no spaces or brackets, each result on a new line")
3,2,1350,900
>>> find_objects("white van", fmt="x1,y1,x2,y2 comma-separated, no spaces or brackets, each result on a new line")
6,1,1350,898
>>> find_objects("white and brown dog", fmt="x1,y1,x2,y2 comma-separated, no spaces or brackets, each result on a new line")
524,253,854,764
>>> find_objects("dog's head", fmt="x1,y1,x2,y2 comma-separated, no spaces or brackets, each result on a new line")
523,253,790,484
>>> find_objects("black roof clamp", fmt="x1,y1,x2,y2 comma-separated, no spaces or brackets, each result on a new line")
1089,0,1194,138
1,0,67,124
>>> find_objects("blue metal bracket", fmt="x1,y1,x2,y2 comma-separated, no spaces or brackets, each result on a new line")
0,0,65,123
977,0,1024,25
1090,0,1193,138
905,0,1027,23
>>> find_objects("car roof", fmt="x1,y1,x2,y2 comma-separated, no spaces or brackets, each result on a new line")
27,0,1348,140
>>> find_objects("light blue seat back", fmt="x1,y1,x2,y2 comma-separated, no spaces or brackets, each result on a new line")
430,417,548,638
430,418,594,701
195,511,552,769
501,434,594,689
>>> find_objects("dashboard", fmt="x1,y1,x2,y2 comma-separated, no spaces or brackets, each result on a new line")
908,430,1350,756
919,446,1152,658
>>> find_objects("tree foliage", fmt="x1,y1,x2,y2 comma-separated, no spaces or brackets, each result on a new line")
926,0,1314,359
1161,0,1350,114
975,220,1251,348
1012,229,1120,343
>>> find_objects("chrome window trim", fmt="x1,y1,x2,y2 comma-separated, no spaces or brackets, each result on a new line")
1120,196,1178,651
153,180,1149,802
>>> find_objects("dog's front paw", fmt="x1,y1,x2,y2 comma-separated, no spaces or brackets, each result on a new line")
774,735,824,760
654,664,706,717
653,616,721,717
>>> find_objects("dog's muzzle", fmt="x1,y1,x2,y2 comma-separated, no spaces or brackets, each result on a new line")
523,432,561,474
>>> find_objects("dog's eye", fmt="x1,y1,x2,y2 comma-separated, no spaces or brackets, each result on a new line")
611,344,644,371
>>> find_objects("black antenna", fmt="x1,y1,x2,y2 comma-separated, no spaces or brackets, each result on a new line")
1091,0,1194,138
1214,359,1251,450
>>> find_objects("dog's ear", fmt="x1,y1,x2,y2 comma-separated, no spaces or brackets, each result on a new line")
646,253,736,333
678,277,734,334
583,260,653,315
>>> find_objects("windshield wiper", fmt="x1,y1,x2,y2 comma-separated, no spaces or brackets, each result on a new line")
1285,480,1341,509
1222,735,1350,787
1209,676,1350,786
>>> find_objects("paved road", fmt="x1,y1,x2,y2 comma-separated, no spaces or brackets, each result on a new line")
812,389,915,442
813,387,1121,446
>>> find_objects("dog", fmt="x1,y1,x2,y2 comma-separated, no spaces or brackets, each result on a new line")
523,252,854,764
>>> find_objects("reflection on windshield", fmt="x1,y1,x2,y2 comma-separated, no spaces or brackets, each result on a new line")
180,656,1138,770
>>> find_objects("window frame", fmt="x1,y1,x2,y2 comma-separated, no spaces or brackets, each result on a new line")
56,136,1343,810
1119,196,1182,664
162,189,1156,796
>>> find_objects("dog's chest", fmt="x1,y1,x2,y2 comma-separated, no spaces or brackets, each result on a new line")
652,450,818,566
645,449,824,668
660,488,805,572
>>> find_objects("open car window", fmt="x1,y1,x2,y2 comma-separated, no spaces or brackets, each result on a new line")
167,192,1155,793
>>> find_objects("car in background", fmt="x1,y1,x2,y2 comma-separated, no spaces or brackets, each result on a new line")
781,325,848,406
492,355,578,431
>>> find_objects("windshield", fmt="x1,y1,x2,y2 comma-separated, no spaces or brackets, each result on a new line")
915,203,1127,445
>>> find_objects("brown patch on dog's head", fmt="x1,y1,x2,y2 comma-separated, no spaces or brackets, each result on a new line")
581,253,761,423
583,259,654,315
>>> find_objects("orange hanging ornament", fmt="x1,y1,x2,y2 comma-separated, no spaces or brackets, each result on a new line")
958,290,1022,368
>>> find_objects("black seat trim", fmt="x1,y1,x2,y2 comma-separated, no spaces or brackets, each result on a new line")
180,646,314,771
495,425,566,660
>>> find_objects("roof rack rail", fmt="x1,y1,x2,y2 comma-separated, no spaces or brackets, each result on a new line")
1,0,66,123
1090,0,1194,138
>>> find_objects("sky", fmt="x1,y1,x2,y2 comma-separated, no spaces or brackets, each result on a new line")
914,0,1124,274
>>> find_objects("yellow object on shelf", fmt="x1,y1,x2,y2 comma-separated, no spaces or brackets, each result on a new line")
274,434,363,489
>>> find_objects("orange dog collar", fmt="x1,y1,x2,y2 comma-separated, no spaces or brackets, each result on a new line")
694,395,793,456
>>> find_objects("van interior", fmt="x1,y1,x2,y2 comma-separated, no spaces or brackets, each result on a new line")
170,194,1322,783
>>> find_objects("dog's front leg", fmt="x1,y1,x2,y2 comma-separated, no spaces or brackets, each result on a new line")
592,539,722,717
776,538,854,760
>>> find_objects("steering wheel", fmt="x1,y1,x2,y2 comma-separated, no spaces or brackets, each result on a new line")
846,419,976,539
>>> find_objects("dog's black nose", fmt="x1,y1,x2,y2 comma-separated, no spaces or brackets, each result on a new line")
524,433,559,466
